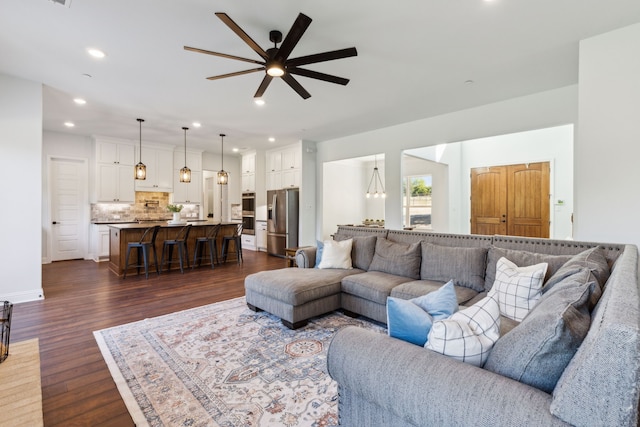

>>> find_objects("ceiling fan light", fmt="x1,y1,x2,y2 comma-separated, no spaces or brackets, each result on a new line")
266,63,285,77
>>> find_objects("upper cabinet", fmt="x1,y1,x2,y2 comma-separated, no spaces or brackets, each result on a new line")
135,147,174,192
242,153,256,175
266,145,301,190
241,152,257,192
94,138,136,202
96,140,135,165
172,149,203,203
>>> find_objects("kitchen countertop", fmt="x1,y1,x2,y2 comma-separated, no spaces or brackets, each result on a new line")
106,220,239,229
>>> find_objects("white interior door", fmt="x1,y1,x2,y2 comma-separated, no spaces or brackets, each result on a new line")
50,157,88,261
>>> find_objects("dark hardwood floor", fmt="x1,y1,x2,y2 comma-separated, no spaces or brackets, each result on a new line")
11,250,286,427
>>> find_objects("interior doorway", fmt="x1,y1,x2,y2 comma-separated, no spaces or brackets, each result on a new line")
49,157,88,261
470,162,550,238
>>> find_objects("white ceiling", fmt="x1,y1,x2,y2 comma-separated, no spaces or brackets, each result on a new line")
2,0,640,155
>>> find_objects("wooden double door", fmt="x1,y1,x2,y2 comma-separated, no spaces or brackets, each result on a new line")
470,162,550,238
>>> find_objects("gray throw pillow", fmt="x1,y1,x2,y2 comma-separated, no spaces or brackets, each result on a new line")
543,247,610,310
420,242,487,292
484,267,595,393
369,238,421,279
334,234,378,271
484,247,572,291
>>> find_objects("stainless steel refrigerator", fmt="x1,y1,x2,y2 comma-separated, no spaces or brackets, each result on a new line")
267,188,299,257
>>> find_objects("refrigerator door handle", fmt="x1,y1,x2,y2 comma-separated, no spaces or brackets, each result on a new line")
272,193,278,229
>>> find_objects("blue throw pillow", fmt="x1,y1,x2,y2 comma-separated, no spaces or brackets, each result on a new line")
387,281,458,346
314,240,324,268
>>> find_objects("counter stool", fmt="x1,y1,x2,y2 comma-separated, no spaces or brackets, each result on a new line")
161,224,192,273
222,224,243,264
192,223,222,269
123,225,160,279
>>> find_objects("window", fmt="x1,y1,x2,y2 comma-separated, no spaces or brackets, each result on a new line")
403,175,432,230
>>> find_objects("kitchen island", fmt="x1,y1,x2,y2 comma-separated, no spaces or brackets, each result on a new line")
108,221,240,277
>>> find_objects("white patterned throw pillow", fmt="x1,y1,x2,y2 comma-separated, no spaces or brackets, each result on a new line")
317,238,353,269
489,257,548,322
425,294,501,367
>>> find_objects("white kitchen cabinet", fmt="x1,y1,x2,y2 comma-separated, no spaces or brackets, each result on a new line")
97,163,135,202
242,153,256,174
256,220,267,251
173,170,202,203
265,145,301,190
281,147,301,170
266,151,282,173
241,234,256,251
135,148,174,192
266,171,282,191
173,150,202,171
96,140,135,165
282,168,301,189
90,224,110,261
241,173,255,192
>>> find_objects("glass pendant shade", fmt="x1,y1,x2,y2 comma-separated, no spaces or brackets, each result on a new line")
134,118,146,180
217,133,228,185
217,170,229,185
180,166,191,183
179,127,191,183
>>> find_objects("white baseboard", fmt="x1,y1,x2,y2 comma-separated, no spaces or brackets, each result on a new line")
1,289,45,303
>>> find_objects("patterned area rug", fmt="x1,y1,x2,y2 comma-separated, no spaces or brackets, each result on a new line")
94,297,385,427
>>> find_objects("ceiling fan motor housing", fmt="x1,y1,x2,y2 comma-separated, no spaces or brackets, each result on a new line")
269,30,283,45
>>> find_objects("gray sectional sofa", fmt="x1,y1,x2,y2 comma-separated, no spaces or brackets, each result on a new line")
244,225,640,426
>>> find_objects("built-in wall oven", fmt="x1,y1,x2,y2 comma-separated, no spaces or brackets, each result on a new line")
242,192,255,235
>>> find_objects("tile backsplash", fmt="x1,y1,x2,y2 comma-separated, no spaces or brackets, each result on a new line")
91,192,200,222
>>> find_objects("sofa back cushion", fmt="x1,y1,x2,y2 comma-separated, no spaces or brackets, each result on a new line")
334,234,378,271
484,247,572,292
369,238,421,279
484,267,595,393
420,243,487,292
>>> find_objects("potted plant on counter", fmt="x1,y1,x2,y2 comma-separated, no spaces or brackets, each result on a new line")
167,204,184,224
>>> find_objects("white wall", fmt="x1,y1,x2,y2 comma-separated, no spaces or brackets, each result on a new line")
317,86,578,238
322,159,367,240
460,125,574,239
0,74,44,303
575,23,640,249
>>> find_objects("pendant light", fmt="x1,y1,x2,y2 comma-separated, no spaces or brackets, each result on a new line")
365,155,386,198
217,133,229,185
134,118,146,180
179,127,191,183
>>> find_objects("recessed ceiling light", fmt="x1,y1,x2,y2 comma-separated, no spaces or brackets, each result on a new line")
254,98,265,106
64,122,75,127
465,80,475,85
192,122,201,128
73,98,86,105
87,48,106,59
232,148,239,153
268,137,275,142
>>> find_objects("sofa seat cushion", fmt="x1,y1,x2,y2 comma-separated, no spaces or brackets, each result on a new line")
341,271,413,304
245,267,363,306
391,280,478,305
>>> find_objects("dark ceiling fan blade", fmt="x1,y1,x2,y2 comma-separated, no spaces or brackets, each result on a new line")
206,68,264,80
215,12,269,60
282,73,311,99
275,13,312,63
286,47,357,67
254,75,274,98
184,46,264,65
288,68,350,85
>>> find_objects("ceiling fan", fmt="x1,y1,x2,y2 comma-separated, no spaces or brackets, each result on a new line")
184,12,357,100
